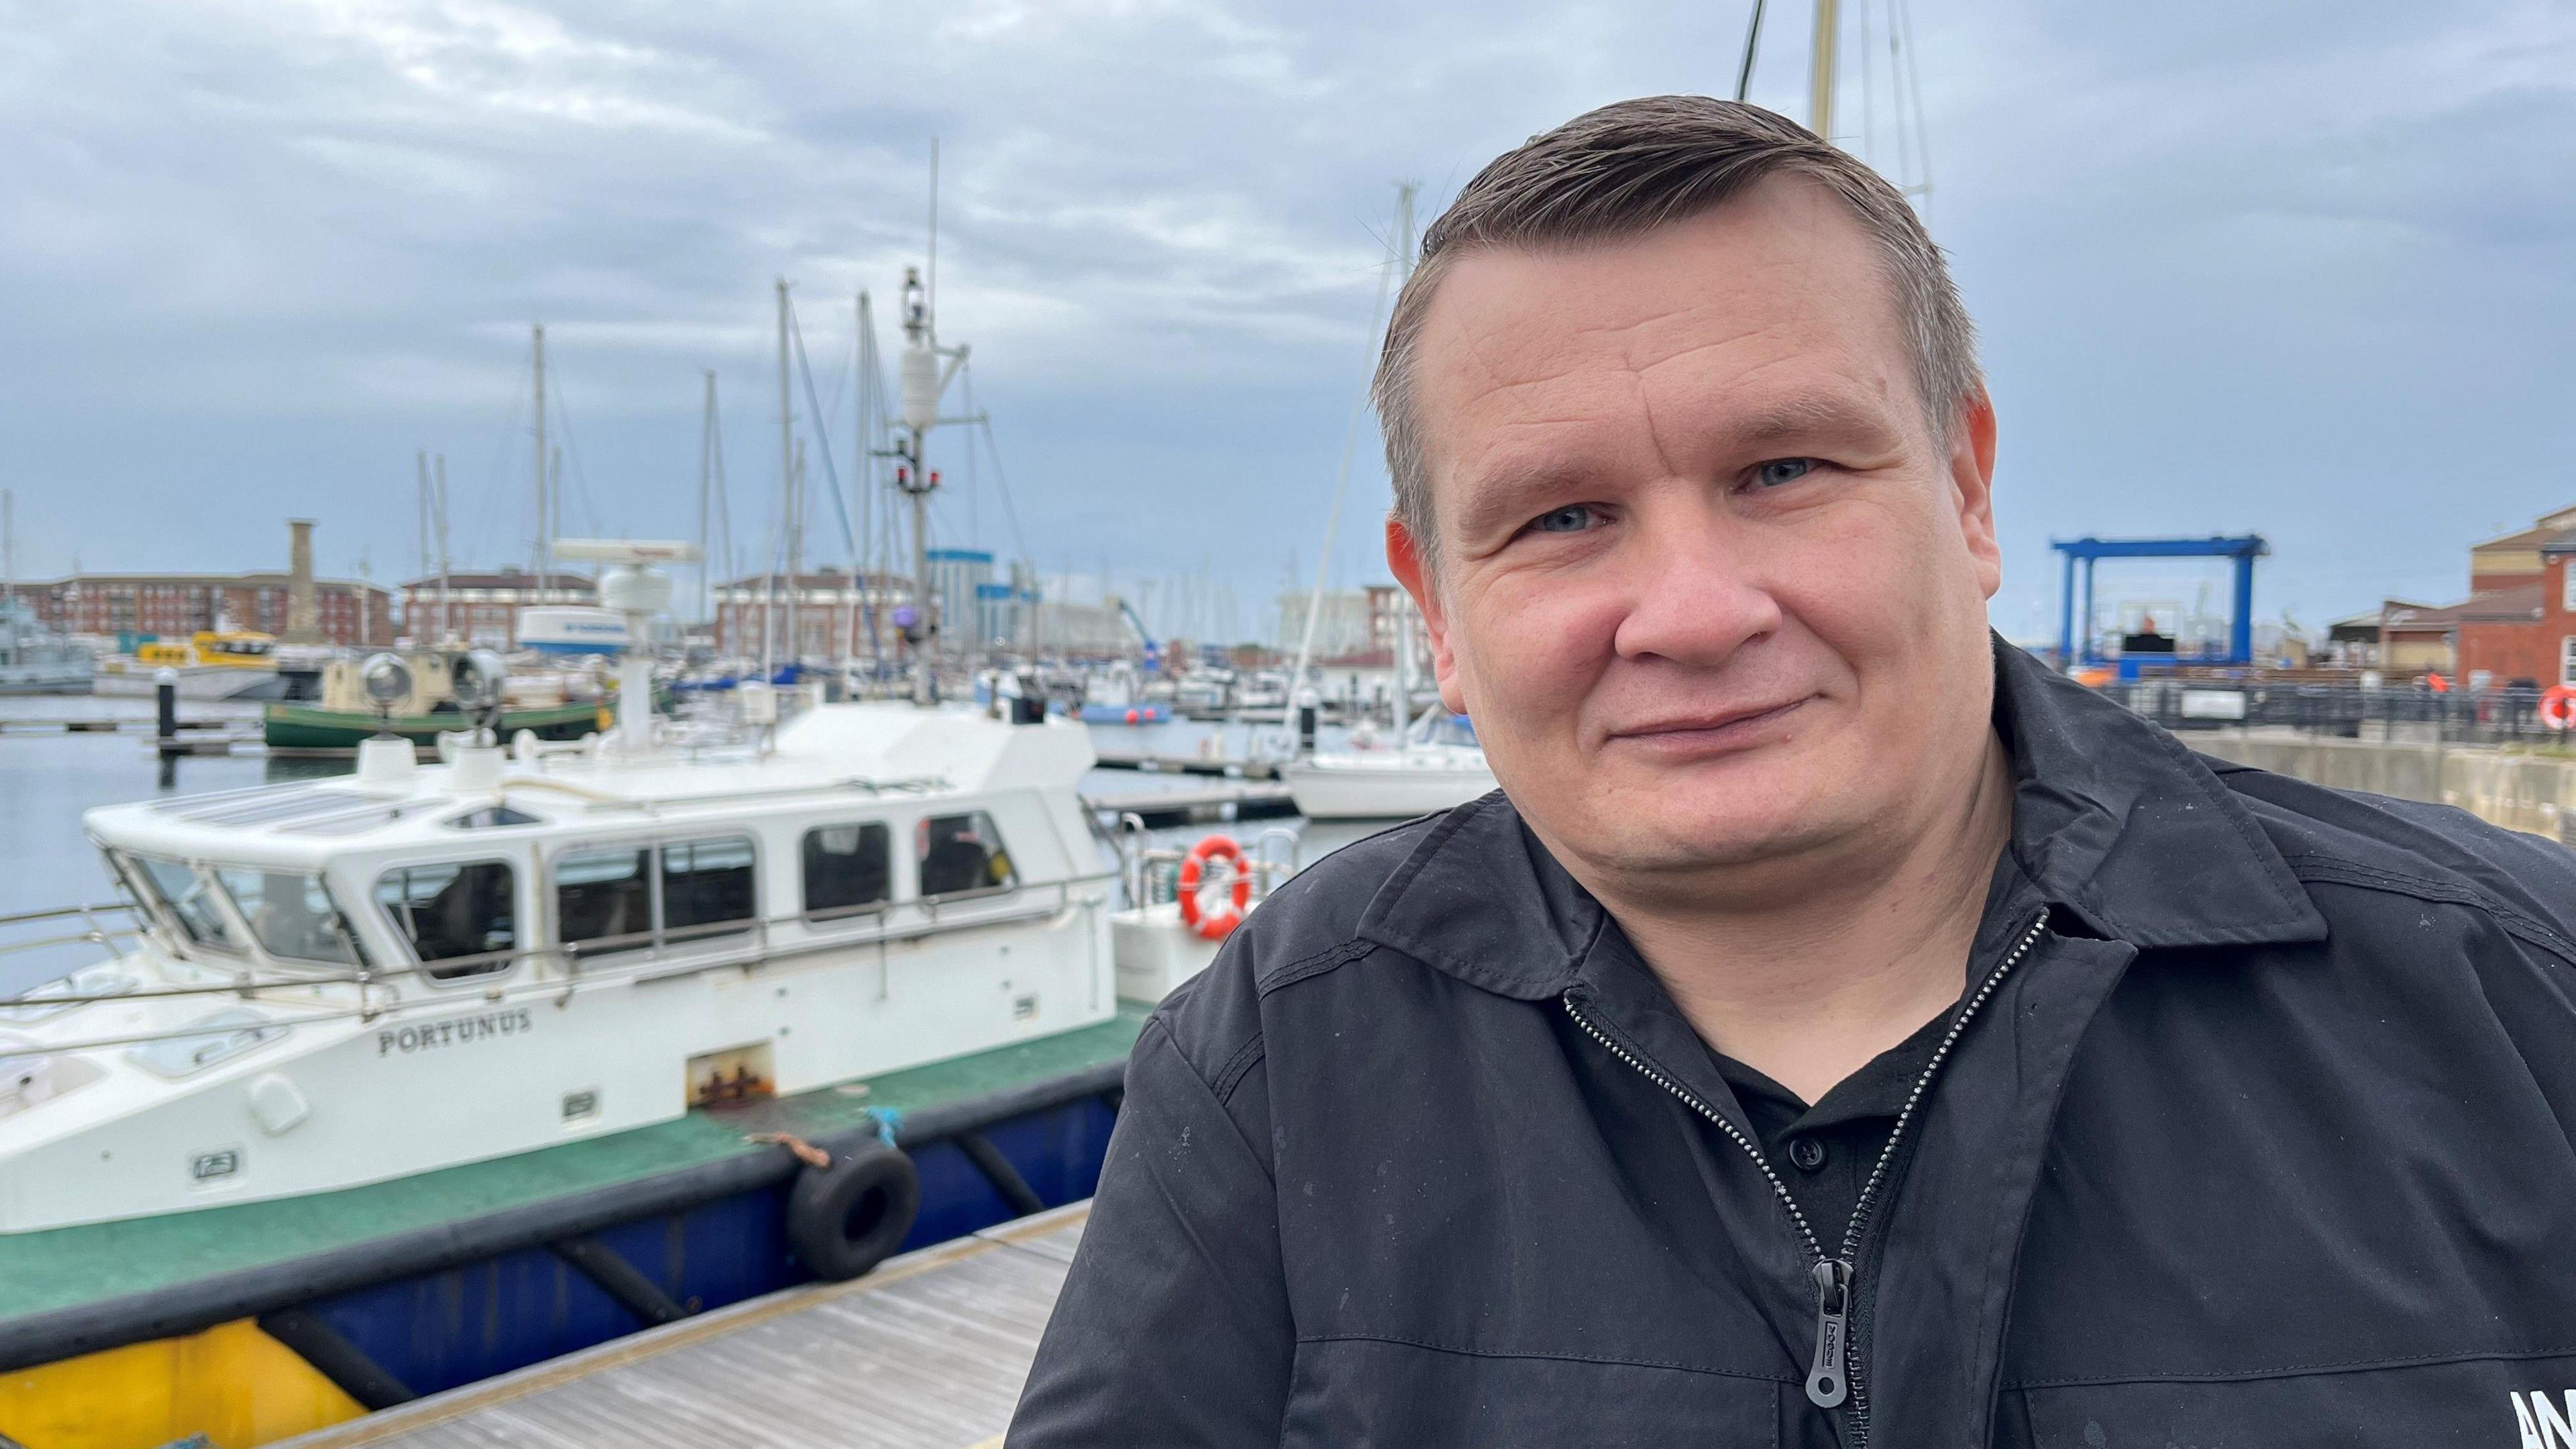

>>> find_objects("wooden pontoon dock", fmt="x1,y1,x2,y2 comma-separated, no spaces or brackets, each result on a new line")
278,1203,1087,1449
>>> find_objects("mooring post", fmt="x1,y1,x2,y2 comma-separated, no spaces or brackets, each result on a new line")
154,669,180,757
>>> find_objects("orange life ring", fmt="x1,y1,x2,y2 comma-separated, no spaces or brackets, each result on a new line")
2542,685,2576,731
1176,834,1252,941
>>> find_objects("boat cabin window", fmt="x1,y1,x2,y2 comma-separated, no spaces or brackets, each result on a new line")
133,856,244,953
802,822,892,919
556,845,653,957
661,837,757,943
214,867,365,967
918,812,1016,900
375,860,518,979
555,835,757,957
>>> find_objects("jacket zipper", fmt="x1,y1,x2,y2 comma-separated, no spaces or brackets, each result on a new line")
1562,908,2049,1447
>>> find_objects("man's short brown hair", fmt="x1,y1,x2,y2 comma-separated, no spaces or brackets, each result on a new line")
1375,95,1980,572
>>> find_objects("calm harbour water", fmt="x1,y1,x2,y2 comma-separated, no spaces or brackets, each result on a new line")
0,700,1389,994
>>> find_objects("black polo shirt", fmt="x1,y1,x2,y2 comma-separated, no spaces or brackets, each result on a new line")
1709,1008,1951,1252
1705,849,2043,1251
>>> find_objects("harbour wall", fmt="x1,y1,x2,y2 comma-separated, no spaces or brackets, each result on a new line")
2189,727,2576,844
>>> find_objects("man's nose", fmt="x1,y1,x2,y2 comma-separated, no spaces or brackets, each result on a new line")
1607,506,1782,667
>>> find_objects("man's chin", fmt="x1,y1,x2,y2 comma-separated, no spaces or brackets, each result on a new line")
1578,804,1849,879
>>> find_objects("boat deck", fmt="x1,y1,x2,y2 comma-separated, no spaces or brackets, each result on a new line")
277,1203,1087,1448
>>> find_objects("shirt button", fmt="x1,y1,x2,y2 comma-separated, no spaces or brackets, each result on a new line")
1788,1136,1828,1172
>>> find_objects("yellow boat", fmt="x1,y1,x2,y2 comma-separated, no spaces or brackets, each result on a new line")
96,632,287,700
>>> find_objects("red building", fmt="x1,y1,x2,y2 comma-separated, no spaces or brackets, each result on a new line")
2379,504,2576,688
30,572,392,647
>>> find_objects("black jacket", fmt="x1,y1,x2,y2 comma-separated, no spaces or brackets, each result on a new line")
1012,643,2576,1448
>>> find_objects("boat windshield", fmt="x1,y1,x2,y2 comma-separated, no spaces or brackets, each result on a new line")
130,855,246,953
213,866,366,967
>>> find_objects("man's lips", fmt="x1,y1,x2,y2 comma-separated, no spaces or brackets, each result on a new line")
1604,696,1816,748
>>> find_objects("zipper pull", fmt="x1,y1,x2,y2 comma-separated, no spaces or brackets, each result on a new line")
1806,1258,1851,1408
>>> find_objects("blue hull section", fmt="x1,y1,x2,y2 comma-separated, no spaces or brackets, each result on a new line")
299,1095,1117,1399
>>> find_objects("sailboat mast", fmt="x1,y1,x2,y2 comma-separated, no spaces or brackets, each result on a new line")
776,278,800,667
435,454,452,643
533,323,549,597
698,370,716,629
1809,0,1839,140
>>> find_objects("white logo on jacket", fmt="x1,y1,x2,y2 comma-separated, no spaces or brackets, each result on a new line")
2515,1390,2576,1449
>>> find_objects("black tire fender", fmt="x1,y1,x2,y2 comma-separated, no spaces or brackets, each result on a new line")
785,1142,921,1281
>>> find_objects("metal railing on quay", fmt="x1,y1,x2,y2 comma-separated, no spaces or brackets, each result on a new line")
2098,678,2574,748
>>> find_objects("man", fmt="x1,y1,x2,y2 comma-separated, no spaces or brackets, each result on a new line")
1010,97,2576,1448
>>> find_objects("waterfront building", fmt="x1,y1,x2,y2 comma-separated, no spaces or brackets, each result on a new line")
31,570,392,647
2373,503,2576,687
712,568,912,662
1275,585,1405,660
398,569,594,649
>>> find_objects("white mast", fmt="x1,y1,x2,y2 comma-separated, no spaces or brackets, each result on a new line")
698,370,716,630
434,454,452,644
891,142,981,707
415,450,431,639
1810,0,1840,140
1286,181,1415,732
777,277,800,669
1,488,13,611
533,323,549,598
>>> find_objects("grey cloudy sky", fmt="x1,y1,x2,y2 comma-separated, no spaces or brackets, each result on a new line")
3,0,2569,645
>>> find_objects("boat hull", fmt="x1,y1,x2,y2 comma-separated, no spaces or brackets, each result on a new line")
0,1017,1136,1448
262,700,606,750
1282,758,1497,819
91,667,280,702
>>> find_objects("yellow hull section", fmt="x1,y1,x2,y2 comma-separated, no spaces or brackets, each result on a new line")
0,1319,362,1449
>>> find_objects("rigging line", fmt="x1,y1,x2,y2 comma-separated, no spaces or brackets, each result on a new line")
787,297,862,569
1734,0,1766,103
460,386,525,570
1860,0,1875,166
1895,0,1935,212
547,373,606,537
1286,186,1410,724
962,367,1036,572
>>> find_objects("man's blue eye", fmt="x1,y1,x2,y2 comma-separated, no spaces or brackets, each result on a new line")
1754,458,1816,488
1530,504,1597,533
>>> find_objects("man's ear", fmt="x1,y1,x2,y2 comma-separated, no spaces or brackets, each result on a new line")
1949,387,2002,600
1387,515,1468,714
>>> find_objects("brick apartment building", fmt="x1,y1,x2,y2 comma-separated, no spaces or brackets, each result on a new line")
399,569,595,649
2378,504,2576,688
30,572,393,647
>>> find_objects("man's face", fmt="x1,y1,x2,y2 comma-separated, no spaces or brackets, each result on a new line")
1389,176,2002,888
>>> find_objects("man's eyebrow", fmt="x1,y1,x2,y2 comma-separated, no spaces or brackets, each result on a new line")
1450,462,1593,543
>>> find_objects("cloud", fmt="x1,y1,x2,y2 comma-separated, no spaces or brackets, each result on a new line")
0,0,2568,645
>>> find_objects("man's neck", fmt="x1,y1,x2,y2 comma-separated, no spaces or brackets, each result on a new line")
1591,731,2017,1105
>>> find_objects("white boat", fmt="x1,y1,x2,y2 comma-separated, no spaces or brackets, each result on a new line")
1283,709,1496,820
0,598,91,695
0,695,1124,1234
90,631,288,700
0,540,1137,1235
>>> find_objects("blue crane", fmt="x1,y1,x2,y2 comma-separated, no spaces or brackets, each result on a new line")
2053,535,2267,671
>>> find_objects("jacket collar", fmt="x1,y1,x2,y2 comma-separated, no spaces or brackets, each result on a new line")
1356,635,2325,996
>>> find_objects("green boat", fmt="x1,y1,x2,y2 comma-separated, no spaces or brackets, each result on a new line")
263,699,606,751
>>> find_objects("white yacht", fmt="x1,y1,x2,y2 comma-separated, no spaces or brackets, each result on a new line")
0,696,1120,1234
0,543,1134,1235
1282,708,1497,820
